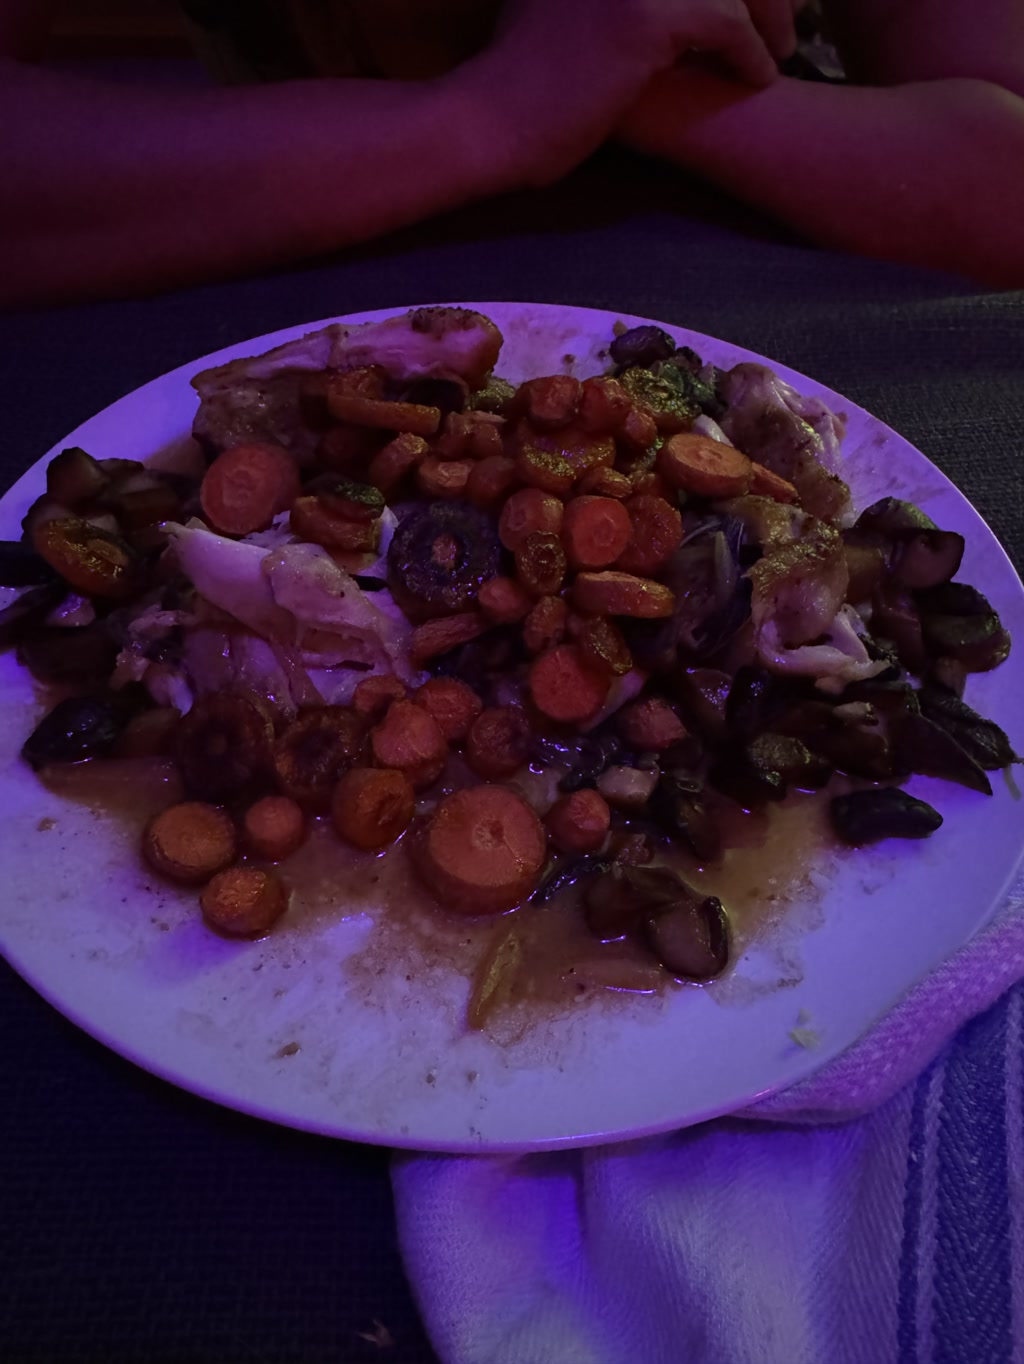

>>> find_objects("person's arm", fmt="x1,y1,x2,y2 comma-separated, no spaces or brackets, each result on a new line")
618,0,1024,286
0,0,779,309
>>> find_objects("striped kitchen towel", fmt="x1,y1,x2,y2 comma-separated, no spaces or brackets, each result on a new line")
393,882,1024,1364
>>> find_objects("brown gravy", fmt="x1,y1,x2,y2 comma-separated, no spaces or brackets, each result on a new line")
38,755,838,1036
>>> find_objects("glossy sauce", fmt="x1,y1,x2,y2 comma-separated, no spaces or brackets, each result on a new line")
37,753,839,1036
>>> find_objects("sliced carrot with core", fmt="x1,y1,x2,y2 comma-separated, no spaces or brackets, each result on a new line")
528,643,610,725
200,442,301,536
416,785,547,913
656,433,752,500
561,495,632,569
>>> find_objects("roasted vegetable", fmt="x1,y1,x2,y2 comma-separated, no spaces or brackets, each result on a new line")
830,789,943,844
387,501,500,619
22,694,125,768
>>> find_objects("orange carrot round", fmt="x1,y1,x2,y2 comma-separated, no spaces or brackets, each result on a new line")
143,801,237,885
528,644,610,725
414,677,483,744
199,442,301,536
201,866,289,936
561,495,632,569
242,795,306,862
416,785,547,913
546,789,610,854
656,433,753,500
498,488,564,552
331,767,415,850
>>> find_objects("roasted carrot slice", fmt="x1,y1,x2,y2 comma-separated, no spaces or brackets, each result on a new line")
199,442,301,536
409,611,490,666
656,433,753,499
416,785,547,913
477,575,533,624
242,795,306,861
571,570,675,619
201,866,289,936
498,488,564,552
614,494,683,576
528,644,610,725
466,705,532,779
370,699,448,788
414,677,483,744
331,767,415,850
352,673,408,722
143,801,237,885
749,462,800,504
465,455,519,511
561,495,632,569
546,789,610,854
522,594,568,655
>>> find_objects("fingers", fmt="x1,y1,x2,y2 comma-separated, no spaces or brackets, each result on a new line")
706,4,781,87
744,0,799,61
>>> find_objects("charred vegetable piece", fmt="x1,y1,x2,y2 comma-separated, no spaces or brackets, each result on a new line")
921,613,1011,672
725,666,802,742
558,733,623,793
918,688,1020,770
891,712,992,794
583,863,681,940
855,497,938,536
671,667,732,740
16,624,119,684
609,325,676,369
653,773,723,861
746,733,832,789
655,360,724,420
892,530,964,590
776,700,894,781
387,501,500,618
535,854,614,905
22,694,124,768
915,582,994,617
33,518,139,599
871,584,927,673
0,541,58,587
830,789,943,845
175,691,275,801
272,706,365,811
45,447,109,508
646,894,728,982
839,678,920,717
925,656,968,698
0,583,65,647
709,747,787,806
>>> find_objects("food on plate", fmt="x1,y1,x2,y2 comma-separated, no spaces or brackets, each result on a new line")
3,305,1019,1025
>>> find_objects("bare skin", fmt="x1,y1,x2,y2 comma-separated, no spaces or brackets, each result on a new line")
0,0,776,307
618,0,1024,285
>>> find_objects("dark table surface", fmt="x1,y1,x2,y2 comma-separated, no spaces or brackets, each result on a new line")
2,151,1023,1364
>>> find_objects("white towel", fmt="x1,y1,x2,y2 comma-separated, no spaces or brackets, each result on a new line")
394,873,1024,1364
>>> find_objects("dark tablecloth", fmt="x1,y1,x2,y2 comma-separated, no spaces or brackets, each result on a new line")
2,153,1022,1364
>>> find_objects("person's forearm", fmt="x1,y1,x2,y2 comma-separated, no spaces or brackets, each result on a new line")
619,70,1024,287
0,61,506,308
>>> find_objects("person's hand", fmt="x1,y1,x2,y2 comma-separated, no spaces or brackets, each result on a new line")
745,0,804,64
450,0,780,187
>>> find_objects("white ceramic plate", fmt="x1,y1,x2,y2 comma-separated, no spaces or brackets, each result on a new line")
2,302,1022,1153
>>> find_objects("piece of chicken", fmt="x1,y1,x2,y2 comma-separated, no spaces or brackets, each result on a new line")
190,306,503,460
717,363,852,523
